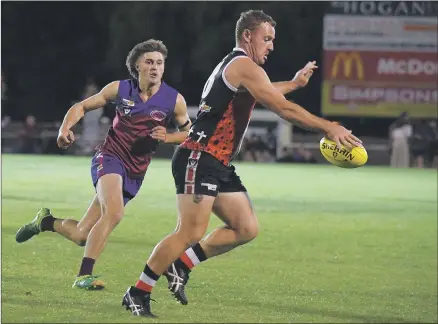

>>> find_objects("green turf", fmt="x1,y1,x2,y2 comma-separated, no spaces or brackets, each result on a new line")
1,154,437,323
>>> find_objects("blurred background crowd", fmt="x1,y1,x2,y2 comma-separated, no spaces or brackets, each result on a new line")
1,1,437,168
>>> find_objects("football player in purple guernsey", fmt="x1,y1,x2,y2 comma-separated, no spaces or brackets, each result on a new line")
15,39,192,291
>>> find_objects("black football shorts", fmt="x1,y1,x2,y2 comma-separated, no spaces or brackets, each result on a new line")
172,147,246,197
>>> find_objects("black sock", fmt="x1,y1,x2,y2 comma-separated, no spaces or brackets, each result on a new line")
143,264,160,281
192,243,207,262
174,258,191,273
40,215,56,232
78,257,95,276
174,243,207,273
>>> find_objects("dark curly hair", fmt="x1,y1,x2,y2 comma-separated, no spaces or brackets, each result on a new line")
126,39,168,80
235,10,276,43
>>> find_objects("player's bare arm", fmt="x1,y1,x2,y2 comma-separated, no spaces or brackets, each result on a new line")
235,58,361,148
57,81,119,149
272,61,318,95
150,93,191,144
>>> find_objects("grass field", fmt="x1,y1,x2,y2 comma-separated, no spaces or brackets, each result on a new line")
1,154,437,323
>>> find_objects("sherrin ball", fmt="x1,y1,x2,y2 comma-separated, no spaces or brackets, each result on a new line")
319,137,368,168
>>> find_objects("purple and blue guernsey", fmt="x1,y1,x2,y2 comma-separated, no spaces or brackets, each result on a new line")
99,79,178,177
91,79,178,205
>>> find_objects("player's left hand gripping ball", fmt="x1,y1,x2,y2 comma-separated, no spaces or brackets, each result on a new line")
319,137,368,168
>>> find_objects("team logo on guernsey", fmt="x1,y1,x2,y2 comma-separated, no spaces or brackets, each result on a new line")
188,158,198,167
123,108,132,116
122,98,135,106
150,110,167,121
199,102,211,112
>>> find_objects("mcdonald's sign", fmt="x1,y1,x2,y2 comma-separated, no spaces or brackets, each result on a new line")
331,52,364,80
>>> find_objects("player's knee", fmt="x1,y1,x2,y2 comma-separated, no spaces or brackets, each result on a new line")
103,209,124,226
77,238,87,247
237,220,259,243
72,231,89,246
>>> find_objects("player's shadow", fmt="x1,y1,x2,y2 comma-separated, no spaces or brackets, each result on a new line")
2,194,67,204
1,226,22,237
108,235,158,247
377,197,437,204
225,299,414,323
2,296,98,309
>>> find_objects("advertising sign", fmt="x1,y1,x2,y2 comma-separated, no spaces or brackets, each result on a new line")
322,1,437,117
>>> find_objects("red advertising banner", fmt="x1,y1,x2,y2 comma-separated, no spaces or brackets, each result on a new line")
324,50,438,83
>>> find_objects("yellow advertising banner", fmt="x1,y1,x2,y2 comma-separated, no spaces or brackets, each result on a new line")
322,81,437,118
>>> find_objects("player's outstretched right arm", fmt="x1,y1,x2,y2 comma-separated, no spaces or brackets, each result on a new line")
236,59,361,148
57,81,119,149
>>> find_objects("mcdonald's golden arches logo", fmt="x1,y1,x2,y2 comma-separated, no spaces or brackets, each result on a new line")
331,52,364,80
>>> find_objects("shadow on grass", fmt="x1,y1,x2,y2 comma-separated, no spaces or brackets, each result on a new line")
228,299,416,323
2,195,78,204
